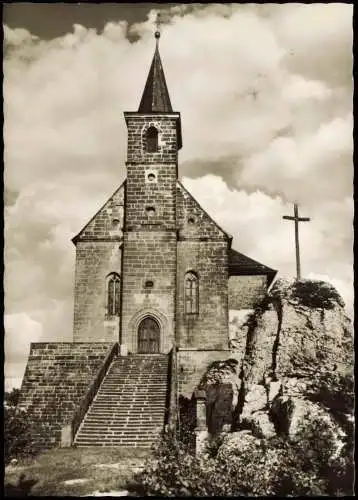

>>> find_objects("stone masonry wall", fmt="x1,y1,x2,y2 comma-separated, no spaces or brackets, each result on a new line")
74,183,125,241
176,181,228,240
121,113,178,353
228,275,268,310
121,230,176,353
178,349,231,398
177,241,229,350
73,183,124,342
73,241,122,342
125,114,179,165
176,181,230,350
125,162,177,230
18,343,113,448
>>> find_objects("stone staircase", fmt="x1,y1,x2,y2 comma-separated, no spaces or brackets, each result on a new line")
74,354,169,448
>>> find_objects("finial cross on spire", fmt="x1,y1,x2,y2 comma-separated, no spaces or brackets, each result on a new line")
155,13,161,43
283,203,311,280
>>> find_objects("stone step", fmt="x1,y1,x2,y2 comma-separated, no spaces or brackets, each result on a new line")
75,437,157,444
83,416,164,422
105,378,166,381
80,423,163,429
75,434,159,441
75,442,153,448
82,419,163,425
87,411,166,416
85,414,165,420
91,400,167,406
95,394,166,399
89,402,166,406
93,399,165,403
79,429,162,435
95,391,167,395
74,354,168,447
91,402,166,406
87,406,166,411
86,408,165,413
79,423,163,429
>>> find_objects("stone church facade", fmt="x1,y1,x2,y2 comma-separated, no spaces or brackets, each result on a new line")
18,33,276,448
72,37,275,358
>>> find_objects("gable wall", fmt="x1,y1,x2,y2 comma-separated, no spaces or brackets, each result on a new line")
73,185,125,342
76,184,124,240
176,183,229,349
73,241,122,342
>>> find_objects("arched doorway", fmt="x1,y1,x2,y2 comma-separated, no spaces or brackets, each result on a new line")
138,317,160,353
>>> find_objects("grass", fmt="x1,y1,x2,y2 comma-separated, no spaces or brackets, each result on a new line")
4,446,150,496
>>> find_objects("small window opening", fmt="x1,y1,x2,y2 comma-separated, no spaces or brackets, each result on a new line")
145,280,154,289
185,271,199,316
188,217,195,225
107,273,120,316
146,206,156,216
112,218,120,227
147,173,156,182
146,126,159,153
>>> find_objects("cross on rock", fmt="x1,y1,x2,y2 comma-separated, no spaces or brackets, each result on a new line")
283,203,311,280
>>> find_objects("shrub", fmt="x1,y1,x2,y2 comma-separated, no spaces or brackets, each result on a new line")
4,407,47,465
126,417,354,497
4,388,21,408
292,280,344,309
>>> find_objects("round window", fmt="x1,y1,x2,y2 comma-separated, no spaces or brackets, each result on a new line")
146,206,156,215
147,173,156,182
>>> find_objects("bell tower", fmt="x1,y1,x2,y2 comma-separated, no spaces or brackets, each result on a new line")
120,21,182,354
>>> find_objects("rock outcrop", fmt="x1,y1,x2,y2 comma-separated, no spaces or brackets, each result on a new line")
195,279,353,456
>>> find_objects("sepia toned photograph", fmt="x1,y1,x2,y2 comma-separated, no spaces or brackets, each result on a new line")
4,2,353,497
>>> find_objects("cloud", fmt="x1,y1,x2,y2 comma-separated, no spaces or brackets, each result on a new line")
4,3,353,388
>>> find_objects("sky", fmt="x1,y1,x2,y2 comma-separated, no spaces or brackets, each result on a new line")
4,3,353,390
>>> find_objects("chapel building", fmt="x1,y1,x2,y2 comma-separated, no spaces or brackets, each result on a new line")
71,32,276,360
18,31,277,449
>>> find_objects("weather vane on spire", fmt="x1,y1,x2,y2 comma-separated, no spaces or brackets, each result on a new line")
155,13,161,43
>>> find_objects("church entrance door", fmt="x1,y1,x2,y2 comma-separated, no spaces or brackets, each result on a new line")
138,317,160,353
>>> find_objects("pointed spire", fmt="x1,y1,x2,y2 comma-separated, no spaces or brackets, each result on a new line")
138,14,173,113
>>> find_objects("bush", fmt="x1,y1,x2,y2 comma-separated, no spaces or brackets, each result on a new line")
292,280,344,309
4,407,47,465
5,388,21,408
126,418,354,497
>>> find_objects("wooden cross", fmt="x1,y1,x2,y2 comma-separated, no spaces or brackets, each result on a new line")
250,88,258,100
282,203,311,280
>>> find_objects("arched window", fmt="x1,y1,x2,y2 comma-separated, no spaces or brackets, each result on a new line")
184,272,199,315
107,273,121,316
146,126,159,153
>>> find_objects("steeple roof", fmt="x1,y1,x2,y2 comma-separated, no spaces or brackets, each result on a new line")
138,40,173,113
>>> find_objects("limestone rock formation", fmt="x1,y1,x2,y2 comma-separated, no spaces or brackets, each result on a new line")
238,278,353,437
242,278,352,390
195,279,353,457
